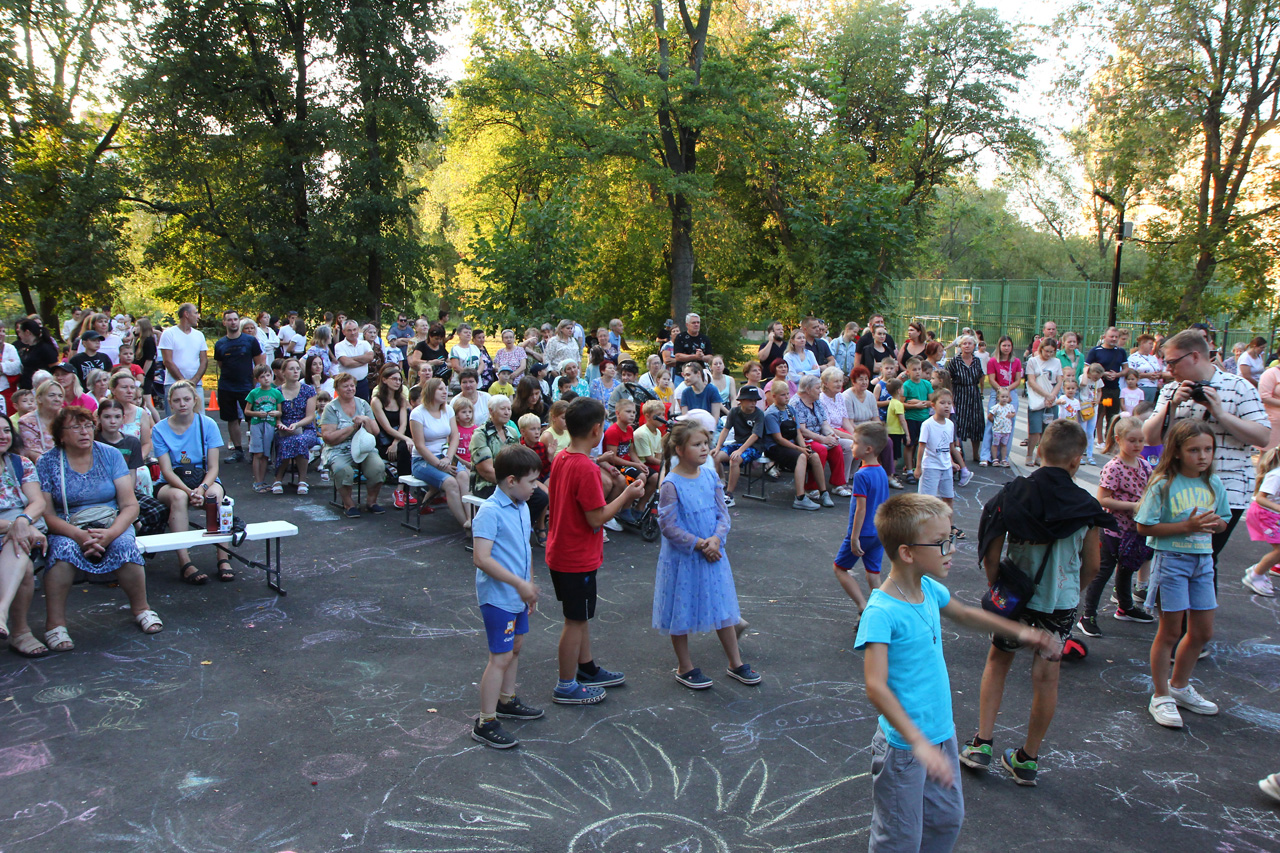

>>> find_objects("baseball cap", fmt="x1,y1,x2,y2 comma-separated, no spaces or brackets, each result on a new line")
81,330,104,342
497,365,513,374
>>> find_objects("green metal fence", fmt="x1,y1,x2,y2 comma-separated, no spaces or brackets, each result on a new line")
883,279,1279,353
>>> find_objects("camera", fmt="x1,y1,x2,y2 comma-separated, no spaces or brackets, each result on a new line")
1189,381,1212,404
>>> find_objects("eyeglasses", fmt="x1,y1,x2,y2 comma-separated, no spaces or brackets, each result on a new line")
66,422,96,434
909,534,957,556
1164,351,1196,369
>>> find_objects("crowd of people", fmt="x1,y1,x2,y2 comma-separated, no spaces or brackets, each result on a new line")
0,302,1278,842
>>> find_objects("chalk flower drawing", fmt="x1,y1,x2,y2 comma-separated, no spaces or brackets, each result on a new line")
385,724,866,852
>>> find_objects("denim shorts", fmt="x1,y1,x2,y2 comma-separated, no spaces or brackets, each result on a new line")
918,466,954,499
411,458,451,489
1149,550,1217,612
1028,406,1058,434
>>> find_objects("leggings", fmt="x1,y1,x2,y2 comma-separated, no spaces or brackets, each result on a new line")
1082,534,1138,616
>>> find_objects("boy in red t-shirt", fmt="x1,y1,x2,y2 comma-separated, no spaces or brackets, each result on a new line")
546,397,645,705
601,398,657,511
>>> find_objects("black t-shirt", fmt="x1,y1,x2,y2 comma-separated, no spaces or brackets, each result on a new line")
138,337,159,391
100,433,144,472
859,330,897,355
723,407,765,444
673,332,713,359
214,334,263,392
19,338,59,389
1085,345,1129,391
806,337,833,366
413,341,451,378
69,351,113,386
857,342,894,370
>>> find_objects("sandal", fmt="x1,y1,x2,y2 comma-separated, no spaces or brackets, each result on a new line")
270,481,284,495
216,559,235,582
179,562,209,585
8,631,48,657
44,625,74,652
951,526,967,540
134,609,163,634
296,481,310,495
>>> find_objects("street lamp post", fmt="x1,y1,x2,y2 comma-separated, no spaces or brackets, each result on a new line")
1108,220,1135,329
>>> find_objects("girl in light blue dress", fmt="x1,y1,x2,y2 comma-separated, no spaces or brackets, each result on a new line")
653,419,761,690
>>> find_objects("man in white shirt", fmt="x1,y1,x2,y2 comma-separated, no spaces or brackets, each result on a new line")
0,322,22,414
61,308,83,343
334,319,375,400
159,303,208,412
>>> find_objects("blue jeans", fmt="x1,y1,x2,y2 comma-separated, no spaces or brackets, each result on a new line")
980,388,1019,463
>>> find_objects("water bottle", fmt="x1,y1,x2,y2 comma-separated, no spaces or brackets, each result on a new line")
219,497,234,534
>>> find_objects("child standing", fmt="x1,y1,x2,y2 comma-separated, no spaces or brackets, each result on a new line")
1077,416,1155,637
546,397,645,704
244,364,283,493
470,444,545,748
1119,369,1144,416
1135,419,1229,728
1079,363,1104,462
654,420,759,689
833,422,891,613
901,359,933,479
961,420,1109,785
1056,377,1081,425
884,379,908,471
1243,446,1280,596
986,387,1015,468
914,391,965,535
857,494,1051,850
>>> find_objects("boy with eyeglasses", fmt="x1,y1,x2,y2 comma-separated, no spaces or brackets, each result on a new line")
856,494,1049,852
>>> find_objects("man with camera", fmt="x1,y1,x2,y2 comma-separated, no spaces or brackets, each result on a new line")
1144,329,1269,580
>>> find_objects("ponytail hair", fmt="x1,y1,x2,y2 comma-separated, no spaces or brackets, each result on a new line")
1256,446,1280,494
1102,415,1144,455
662,418,710,468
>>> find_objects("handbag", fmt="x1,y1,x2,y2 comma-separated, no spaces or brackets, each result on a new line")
61,450,119,564
171,415,207,489
980,543,1053,620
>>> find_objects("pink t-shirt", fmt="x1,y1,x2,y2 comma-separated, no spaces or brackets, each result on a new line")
987,357,1022,388
1098,456,1152,538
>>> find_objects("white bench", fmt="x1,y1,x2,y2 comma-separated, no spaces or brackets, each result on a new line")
137,520,299,595
462,494,485,551
398,474,438,533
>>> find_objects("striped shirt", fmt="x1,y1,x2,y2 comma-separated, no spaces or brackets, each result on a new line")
1155,368,1268,509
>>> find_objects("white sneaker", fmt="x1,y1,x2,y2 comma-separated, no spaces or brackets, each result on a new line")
1148,694,1184,728
792,495,820,511
958,468,974,487
603,518,622,532
820,491,835,508
1244,570,1275,597
1168,683,1219,715
1260,773,1280,804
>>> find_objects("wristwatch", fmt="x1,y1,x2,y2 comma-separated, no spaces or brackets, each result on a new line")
14,513,33,525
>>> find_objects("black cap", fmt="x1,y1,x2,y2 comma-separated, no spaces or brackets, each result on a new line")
81,330,104,342
737,386,763,401
531,362,546,373
53,361,74,373
618,360,639,374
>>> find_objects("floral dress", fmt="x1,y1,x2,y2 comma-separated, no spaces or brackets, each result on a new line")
652,467,740,636
37,443,143,574
278,383,319,460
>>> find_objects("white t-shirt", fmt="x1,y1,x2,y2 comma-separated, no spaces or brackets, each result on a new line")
1238,351,1266,381
451,391,491,426
1258,468,1280,499
158,326,207,384
410,404,454,459
1025,355,1061,411
919,416,955,470
334,339,373,382
1126,352,1163,388
450,343,482,373
279,325,305,355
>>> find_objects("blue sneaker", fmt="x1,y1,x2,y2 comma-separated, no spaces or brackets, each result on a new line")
552,682,606,705
576,665,625,687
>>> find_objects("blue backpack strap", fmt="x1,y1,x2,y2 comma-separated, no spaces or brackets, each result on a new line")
7,452,21,488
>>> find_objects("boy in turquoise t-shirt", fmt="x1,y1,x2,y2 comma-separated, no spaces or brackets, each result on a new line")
901,358,933,478
856,493,1048,851
244,364,284,492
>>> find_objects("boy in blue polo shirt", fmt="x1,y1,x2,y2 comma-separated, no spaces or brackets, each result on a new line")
856,494,1050,851
834,422,891,613
471,444,546,748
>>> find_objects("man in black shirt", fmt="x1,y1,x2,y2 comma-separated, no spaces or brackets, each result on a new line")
214,310,266,462
803,316,835,369
856,313,897,356
672,313,712,365
1085,326,1128,436
713,385,766,506
69,331,113,387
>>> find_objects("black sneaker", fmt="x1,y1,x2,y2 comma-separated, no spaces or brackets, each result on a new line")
496,696,544,720
1114,605,1155,624
1076,615,1102,638
471,719,518,749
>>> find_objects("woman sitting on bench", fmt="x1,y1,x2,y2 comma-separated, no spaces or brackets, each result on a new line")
37,405,161,652
0,418,49,657
152,381,234,584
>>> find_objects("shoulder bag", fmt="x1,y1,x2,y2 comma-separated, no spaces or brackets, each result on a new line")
170,415,207,489
979,542,1053,620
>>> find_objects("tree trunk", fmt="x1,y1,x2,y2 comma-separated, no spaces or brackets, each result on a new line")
669,192,694,324
1174,250,1216,327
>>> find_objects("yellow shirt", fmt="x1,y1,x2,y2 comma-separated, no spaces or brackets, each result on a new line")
542,426,571,454
886,398,906,435
633,424,663,465
489,381,515,397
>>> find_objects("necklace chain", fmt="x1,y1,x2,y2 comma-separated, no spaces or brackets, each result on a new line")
890,578,937,645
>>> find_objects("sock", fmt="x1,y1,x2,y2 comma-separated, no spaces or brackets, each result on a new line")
477,713,496,724
498,693,515,705
1016,747,1036,763
556,679,578,691
973,736,993,747
578,660,599,677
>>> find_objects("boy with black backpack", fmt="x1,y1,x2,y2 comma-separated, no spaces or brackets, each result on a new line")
958,420,1114,786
